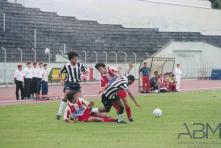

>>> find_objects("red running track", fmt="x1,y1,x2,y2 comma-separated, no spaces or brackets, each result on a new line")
0,80,221,106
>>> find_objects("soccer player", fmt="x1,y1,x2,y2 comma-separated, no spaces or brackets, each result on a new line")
23,62,32,99
56,51,88,120
64,89,116,123
98,75,141,124
139,62,151,93
14,64,24,100
95,63,135,121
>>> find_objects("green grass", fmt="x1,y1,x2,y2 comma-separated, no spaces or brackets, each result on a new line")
0,90,221,148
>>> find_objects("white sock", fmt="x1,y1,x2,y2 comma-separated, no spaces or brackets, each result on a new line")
57,100,67,116
91,108,99,113
118,114,124,122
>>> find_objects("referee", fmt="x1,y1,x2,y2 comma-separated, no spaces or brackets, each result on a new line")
56,51,88,120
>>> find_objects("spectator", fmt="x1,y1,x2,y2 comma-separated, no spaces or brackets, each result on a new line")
174,64,182,92
14,64,24,100
31,62,41,99
150,71,159,92
23,62,32,99
139,62,151,93
168,72,176,92
41,64,50,98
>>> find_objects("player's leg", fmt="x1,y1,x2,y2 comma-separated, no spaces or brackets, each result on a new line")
15,80,19,100
142,76,146,92
113,99,126,124
56,89,69,120
146,76,150,92
20,81,24,100
118,90,133,121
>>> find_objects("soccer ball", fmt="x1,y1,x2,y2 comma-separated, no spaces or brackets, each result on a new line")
153,108,162,117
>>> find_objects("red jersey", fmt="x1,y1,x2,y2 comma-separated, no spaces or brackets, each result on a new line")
100,67,119,87
64,99,90,121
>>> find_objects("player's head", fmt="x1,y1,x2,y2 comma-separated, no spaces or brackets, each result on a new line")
17,64,22,70
39,62,43,67
95,63,106,74
43,63,47,69
154,71,158,76
177,64,180,68
66,89,81,103
33,62,37,68
26,62,31,68
68,51,78,64
127,75,135,85
144,62,147,67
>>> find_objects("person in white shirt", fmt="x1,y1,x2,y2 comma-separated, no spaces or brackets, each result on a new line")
41,64,50,98
23,62,33,99
174,64,182,92
31,62,43,99
14,64,24,100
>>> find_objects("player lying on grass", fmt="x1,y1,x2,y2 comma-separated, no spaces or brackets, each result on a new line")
63,90,116,123
95,63,136,121
97,74,141,124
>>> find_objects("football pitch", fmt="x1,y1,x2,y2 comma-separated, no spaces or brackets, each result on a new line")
0,90,221,148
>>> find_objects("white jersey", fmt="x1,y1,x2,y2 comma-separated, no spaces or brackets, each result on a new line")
42,68,50,82
32,67,43,78
23,67,32,79
14,69,24,82
174,67,182,76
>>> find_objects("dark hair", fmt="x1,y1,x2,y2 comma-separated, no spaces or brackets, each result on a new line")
68,51,78,60
66,90,79,102
127,75,135,81
144,62,147,65
154,71,158,75
33,62,37,65
26,62,31,65
95,63,106,69
39,62,43,65
43,63,47,66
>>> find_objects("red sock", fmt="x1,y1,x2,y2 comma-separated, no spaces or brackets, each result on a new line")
102,117,116,122
125,105,132,120
112,102,120,111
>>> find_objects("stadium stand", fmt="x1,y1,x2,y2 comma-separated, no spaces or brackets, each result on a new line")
0,0,221,63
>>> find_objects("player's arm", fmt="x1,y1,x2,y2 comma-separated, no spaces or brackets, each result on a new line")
127,63,134,74
63,107,76,124
98,79,107,94
126,89,141,108
59,65,67,84
109,67,122,77
81,63,89,76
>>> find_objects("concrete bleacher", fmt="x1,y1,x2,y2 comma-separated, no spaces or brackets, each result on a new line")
0,0,221,63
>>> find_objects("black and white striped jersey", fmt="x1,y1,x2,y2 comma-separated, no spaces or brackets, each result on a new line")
103,77,129,99
60,62,87,82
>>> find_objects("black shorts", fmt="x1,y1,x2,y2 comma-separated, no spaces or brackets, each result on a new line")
63,82,81,92
101,94,120,110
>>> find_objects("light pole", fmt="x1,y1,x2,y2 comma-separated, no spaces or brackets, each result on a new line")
34,29,37,48
145,52,150,58
17,48,23,63
93,50,98,63
112,51,118,64
82,50,87,63
122,52,127,63
31,48,36,62
3,13,5,32
1,47,7,85
103,51,107,64
132,52,137,64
